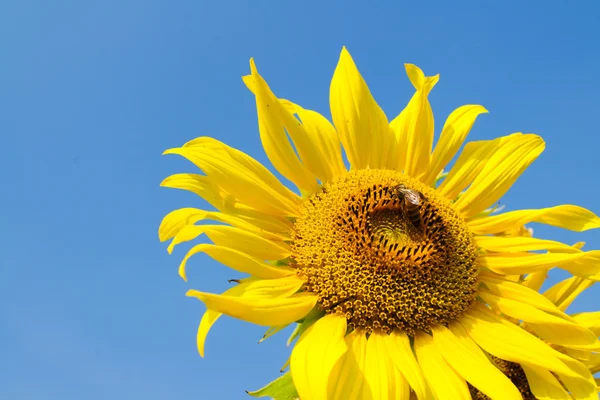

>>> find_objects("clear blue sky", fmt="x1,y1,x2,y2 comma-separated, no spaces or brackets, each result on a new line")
1,1,599,399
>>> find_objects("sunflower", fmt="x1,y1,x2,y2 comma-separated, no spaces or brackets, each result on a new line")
159,47,600,399
498,263,600,399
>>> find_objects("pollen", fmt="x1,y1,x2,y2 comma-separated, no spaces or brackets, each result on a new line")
291,169,479,335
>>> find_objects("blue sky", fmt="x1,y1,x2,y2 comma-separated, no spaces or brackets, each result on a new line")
1,1,599,399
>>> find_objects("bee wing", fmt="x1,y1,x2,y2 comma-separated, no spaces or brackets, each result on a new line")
404,190,422,205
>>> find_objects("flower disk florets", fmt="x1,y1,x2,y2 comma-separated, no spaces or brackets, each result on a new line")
292,169,479,335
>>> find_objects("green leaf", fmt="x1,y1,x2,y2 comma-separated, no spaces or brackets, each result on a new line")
246,372,299,400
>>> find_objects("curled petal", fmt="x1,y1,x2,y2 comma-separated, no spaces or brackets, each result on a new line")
159,207,288,243
178,243,294,281
480,251,600,278
475,236,582,254
390,64,439,179
244,61,319,193
164,137,300,217
468,205,600,234
187,290,317,326
168,224,291,261
161,173,293,233
195,281,253,357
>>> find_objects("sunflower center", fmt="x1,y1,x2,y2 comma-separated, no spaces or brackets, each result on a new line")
291,169,479,335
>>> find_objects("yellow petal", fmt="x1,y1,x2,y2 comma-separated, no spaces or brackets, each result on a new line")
480,250,600,278
164,137,300,216
438,134,514,200
244,61,319,193
160,174,292,234
460,305,578,378
414,331,470,400
553,351,598,399
161,173,225,209
521,364,571,400
230,275,307,299
195,281,252,357
290,314,348,400
385,331,430,400
475,236,582,254
159,207,207,242
168,224,291,261
423,105,488,185
543,276,596,312
178,243,294,281
388,359,411,400
583,352,600,371
186,290,317,326
161,173,294,233
280,100,347,182
159,207,289,244
390,64,439,179
522,270,548,292
328,330,368,400
479,291,599,349
196,277,297,357
196,309,221,358
481,275,573,318
468,204,600,234
431,324,521,399
447,322,491,364
572,312,600,336
454,134,545,217
330,47,393,170
363,332,410,400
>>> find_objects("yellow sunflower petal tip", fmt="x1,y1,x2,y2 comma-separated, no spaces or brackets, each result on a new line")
186,289,201,298
178,260,189,282
339,46,354,63
167,240,176,254
404,63,439,92
249,57,258,74
158,176,172,188
478,105,490,114
241,75,254,93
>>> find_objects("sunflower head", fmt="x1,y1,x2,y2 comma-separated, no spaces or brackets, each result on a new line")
160,47,600,399
293,169,479,336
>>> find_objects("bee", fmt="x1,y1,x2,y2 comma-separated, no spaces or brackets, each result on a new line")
396,184,426,231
